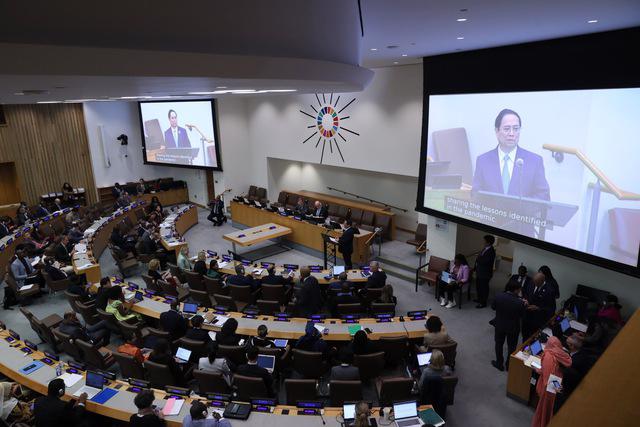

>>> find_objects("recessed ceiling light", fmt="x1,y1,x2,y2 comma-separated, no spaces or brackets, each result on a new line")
370,48,378,51
37,101,62,104
457,18,467,22
14,92,24,95
118,96,152,99
393,61,399,65
216,86,227,89
587,19,598,24
457,36,465,40
401,54,408,57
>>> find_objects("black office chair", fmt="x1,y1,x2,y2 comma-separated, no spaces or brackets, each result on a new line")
144,360,179,389
234,374,269,400
329,380,363,406
193,369,230,394
113,352,146,380
285,379,317,405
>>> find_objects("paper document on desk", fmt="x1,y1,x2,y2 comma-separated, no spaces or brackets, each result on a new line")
212,315,229,327
218,261,231,269
546,374,562,394
58,372,83,388
569,320,587,333
330,237,339,244
30,256,41,267
542,328,553,337
208,331,217,340
513,351,528,361
524,355,542,370
19,284,35,291
253,268,264,275
162,398,184,416
314,324,326,335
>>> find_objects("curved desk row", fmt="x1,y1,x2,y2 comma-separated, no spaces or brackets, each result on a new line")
71,202,198,284
0,329,432,426
0,207,72,274
72,201,148,284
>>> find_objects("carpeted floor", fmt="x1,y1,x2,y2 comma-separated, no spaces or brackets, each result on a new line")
0,207,533,426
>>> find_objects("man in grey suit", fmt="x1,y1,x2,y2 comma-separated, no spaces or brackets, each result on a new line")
10,248,40,288
329,349,359,381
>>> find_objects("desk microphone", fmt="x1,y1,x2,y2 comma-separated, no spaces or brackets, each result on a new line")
319,411,326,425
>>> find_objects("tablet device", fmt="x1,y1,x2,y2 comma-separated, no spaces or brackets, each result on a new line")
530,340,543,356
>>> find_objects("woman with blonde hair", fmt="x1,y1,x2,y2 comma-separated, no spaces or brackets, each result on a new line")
354,401,371,427
418,349,452,388
177,245,192,271
375,284,397,305
147,258,179,286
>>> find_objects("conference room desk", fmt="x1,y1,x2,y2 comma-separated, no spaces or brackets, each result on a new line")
137,188,189,208
506,310,573,404
286,189,397,240
159,204,198,258
0,330,432,426
230,202,372,264
223,223,292,255
131,291,427,341
0,207,70,276
72,202,146,284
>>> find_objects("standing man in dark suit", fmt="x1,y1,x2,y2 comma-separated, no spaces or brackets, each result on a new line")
508,265,532,292
159,300,188,341
521,272,556,339
236,346,273,396
295,266,323,317
491,280,526,371
474,235,496,308
163,109,191,148
207,195,226,226
338,219,357,270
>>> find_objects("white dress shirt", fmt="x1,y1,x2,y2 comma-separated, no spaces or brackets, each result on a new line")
172,127,178,144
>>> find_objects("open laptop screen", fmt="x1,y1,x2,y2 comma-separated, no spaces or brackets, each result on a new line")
393,401,417,420
343,403,355,421
85,371,104,389
183,303,198,314
175,347,192,362
256,354,276,372
417,352,432,367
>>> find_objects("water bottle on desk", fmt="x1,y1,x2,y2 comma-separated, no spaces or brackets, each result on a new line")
56,362,63,377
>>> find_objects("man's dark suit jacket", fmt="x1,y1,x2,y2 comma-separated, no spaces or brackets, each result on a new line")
311,205,328,219
475,246,496,279
338,227,357,255
34,395,85,427
472,146,550,200
0,223,9,238
185,327,213,345
525,282,556,320
58,320,92,343
54,242,72,263
236,363,273,394
261,273,287,286
160,309,188,340
330,364,360,381
492,291,526,334
45,264,67,281
366,271,387,289
36,205,51,218
226,274,256,288
193,260,207,276
296,276,323,317
140,232,158,254
164,126,191,148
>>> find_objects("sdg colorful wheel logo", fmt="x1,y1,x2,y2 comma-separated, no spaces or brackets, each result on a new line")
300,93,359,164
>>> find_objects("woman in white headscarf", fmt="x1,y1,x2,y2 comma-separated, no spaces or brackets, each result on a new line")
0,381,32,423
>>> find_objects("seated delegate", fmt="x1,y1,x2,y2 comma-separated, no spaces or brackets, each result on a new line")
438,253,470,309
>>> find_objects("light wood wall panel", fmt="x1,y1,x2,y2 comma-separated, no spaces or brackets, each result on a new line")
0,104,97,205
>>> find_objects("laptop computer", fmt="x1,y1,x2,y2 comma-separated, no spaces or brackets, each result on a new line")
530,340,543,356
182,303,199,319
332,265,345,276
560,318,571,334
256,354,276,374
393,401,422,427
441,271,452,283
273,339,289,348
175,347,192,364
73,371,104,399
417,352,432,367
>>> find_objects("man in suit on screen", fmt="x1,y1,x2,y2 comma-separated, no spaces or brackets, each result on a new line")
472,109,550,201
163,109,191,148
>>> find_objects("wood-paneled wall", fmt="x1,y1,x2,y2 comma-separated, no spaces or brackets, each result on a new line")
0,104,97,205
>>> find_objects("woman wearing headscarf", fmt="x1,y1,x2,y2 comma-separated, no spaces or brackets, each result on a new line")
531,336,572,427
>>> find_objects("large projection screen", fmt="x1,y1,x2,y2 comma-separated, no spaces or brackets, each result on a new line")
138,100,222,171
419,87,640,274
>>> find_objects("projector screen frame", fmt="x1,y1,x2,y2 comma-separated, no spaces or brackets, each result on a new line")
416,29,640,278
138,98,223,172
